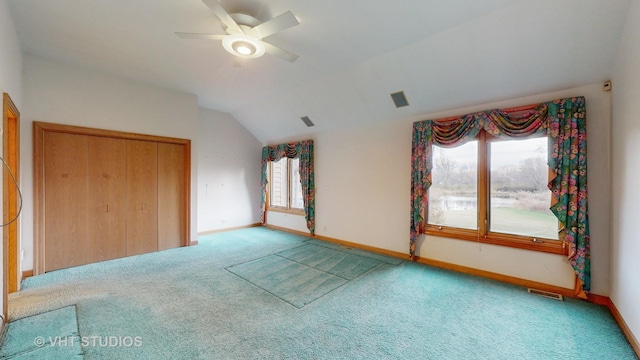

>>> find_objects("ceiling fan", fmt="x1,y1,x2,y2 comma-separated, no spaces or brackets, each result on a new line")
176,0,300,62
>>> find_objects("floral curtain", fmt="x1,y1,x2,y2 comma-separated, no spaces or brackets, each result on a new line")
260,140,315,234
410,97,590,295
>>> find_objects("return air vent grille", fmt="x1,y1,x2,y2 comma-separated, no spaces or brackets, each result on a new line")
390,91,409,108
300,116,314,127
527,288,563,301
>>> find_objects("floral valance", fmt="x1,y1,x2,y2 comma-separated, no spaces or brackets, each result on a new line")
410,97,590,296
260,140,315,234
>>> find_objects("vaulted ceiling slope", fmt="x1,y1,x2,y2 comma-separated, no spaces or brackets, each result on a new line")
7,0,631,143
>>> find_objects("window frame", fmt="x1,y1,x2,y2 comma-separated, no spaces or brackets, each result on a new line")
424,131,566,255
267,157,305,215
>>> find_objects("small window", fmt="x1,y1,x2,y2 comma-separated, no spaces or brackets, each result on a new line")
269,158,304,213
270,158,288,207
289,158,304,210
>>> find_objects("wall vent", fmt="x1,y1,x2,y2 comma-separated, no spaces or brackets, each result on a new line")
390,91,409,108
527,288,564,301
300,116,315,127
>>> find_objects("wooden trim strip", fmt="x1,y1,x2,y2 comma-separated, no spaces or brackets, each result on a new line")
266,207,306,216
33,121,190,145
424,227,566,255
21,270,33,279
263,224,312,238
197,223,262,236
33,123,47,275
586,293,610,306
608,299,640,357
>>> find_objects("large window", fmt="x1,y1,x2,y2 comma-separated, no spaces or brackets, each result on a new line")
269,157,304,213
427,132,561,252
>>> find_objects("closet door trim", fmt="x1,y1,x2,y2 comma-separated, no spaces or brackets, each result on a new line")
33,121,191,275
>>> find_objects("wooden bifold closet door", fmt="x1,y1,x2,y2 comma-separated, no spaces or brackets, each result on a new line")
126,140,158,256
35,122,191,274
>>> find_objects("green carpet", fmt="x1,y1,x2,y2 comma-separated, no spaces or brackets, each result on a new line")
0,305,82,359
227,254,348,308
1,227,637,359
277,244,386,279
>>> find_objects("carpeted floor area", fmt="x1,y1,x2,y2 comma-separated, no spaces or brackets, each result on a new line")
1,227,637,359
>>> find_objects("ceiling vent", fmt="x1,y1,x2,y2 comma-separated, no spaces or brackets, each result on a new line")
300,116,315,127
390,91,409,108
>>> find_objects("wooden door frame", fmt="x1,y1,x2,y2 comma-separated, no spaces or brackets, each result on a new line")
3,93,20,322
33,121,191,275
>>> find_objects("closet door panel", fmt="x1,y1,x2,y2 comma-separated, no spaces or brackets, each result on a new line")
158,143,186,250
126,140,158,256
44,132,88,272
87,136,127,263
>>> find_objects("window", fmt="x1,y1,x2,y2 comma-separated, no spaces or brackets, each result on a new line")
427,132,562,254
428,141,478,230
269,157,304,213
488,137,558,240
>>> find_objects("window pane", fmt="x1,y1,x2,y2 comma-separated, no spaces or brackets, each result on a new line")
489,137,558,239
428,141,478,230
289,158,304,210
270,158,288,207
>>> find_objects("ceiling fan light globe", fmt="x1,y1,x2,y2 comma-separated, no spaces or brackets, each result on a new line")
222,35,265,58
233,41,255,55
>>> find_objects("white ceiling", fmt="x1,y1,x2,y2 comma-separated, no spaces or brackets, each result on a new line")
7,0,631,143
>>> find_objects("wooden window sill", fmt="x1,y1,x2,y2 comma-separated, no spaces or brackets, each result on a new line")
424,226,566,255
267,207,305,216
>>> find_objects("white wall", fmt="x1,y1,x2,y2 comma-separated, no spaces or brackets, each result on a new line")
21,55,200,271
268,83,611,295
197,107,262,233
0,0,22,322
611,0,640,343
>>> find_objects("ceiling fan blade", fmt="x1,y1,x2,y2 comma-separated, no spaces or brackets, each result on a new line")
201,0,244,35
263,42,299,62
251,11,299,39
175,32,225,40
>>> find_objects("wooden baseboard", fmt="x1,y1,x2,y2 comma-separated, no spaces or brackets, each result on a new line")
313,234,412,260
197,223,262,236
586,293,610,306
608,299,640,357
263,224,312,237
21,270,33,279
190,240,199,246
414,256,583,298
